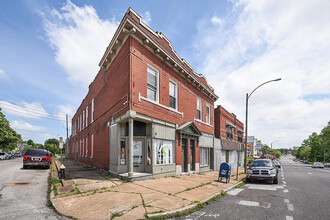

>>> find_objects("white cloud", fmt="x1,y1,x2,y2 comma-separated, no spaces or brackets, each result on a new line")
56,104,76,131
0,69,9,80
42,0,119,87
211,16,223,30
194,0,330,148
142,11,152,26
11,120,46,132
0,101,50,119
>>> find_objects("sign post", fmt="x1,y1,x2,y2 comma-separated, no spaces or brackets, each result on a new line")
59,137,63,164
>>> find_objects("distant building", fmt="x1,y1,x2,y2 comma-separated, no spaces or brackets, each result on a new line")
214,105,244,169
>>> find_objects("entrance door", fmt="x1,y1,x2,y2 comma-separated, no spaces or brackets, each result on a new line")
182,139,188,172
133,139,145,172
190,139,195,171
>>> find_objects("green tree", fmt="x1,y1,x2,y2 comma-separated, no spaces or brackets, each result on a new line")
0,108,19,151
319,122,330,163
27,139,34,146
44,138,60,155
261,144,271,152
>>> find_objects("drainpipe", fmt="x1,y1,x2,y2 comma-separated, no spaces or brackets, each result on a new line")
128,117,134,177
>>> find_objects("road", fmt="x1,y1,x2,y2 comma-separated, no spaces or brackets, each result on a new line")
0,157,67,220
178,155,330,220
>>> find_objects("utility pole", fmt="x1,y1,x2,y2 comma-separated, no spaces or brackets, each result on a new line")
66,114,69,159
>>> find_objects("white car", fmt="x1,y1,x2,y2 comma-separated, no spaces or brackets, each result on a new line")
312,162,324,169
0,152,6,160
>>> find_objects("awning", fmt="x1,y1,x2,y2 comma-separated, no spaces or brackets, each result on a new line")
226,121,236,128
237,128,244,133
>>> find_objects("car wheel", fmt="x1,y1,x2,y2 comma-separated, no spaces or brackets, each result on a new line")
246,178,251,183
273,178,278,184
23,165,27,169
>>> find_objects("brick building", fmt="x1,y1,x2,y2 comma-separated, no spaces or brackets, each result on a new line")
68,8,219,180
214,105,244,169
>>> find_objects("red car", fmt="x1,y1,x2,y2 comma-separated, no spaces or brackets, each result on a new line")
14,153,22,157
23,148,52,169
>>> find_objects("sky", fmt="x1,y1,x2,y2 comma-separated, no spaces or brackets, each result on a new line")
0,0,329,148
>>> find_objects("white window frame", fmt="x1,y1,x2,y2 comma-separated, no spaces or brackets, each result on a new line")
86,106,88,127
83,110,85,129
200,147,209,166
169,79,178,110
90,134,94,158
80,114,82,131
206,104,210,124
197,98,202,120
153,139,174,165
147,64,159,103
91,99,94,122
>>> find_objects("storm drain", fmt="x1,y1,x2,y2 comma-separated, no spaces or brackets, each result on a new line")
2,182,38,187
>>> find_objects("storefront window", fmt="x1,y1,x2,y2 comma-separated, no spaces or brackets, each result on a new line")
154,139,174,165
200,147,209,166
133,140,143,164
120,138,126,164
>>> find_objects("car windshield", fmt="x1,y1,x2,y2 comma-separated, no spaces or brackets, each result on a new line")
251,160,273,167
314,162,322,165
25,149,49,156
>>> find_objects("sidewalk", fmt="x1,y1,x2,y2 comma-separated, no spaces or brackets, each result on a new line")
50,159,245,220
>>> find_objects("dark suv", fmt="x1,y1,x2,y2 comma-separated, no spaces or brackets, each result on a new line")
246,159,278,184
23,148,52,169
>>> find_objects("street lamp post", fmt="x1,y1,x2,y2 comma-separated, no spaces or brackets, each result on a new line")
271,141,279,150
244,78,281,173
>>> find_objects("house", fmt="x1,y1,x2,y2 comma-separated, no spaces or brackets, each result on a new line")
68,8,218,180
214,105,244,169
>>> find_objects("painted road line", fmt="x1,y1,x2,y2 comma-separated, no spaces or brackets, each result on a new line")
227,188,244,196
284,199,290,204
239,200,260,207
307,172,312,175
286,216,293,220
283,189,289,193
287,204,294,211
283,184,286,187
246,184,283,191
283,181,286,184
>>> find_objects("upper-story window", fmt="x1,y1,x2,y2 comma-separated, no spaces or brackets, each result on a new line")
197,98,202,120
206,104,210,124
86,106,88,127
80,114,82,131
147,65,159,102
91,99,94,122
83,110,85,129
226,126,233,140
169,80,178,110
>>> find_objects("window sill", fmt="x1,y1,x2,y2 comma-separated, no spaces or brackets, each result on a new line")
200,165,209,168
194,118,213,128
139,93,183,117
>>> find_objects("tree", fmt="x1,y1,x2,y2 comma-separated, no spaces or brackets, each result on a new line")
44,138,60,155
27,139,34,146
0,108,19,151
261,145,271,152
320,122,330,163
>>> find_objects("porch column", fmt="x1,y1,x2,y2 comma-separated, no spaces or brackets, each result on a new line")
128,118,134,177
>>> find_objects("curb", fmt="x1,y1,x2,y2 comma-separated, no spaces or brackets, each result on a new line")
146,179,246,219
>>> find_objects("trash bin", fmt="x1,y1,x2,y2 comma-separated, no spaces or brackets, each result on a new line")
218,162,231,183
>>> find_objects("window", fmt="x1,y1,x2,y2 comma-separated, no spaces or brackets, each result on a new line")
120,138,126,164
80,114,82,131
79,139,82,156
85,137,88,157
86,106,88,127
77,118,80,132
200,148,209,166
206,105,210,124
226,126,233,139
91,99,94,122
83,110,85,129
90,134,94,158
197,98,202,120
169,80,177,110
82,138,84,156
154,139,174,165
147,66,158,102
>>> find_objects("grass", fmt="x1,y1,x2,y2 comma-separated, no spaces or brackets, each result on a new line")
111,211,123,219
51,177,61,196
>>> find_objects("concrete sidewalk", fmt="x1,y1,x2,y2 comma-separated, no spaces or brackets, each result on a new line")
50,159,245,220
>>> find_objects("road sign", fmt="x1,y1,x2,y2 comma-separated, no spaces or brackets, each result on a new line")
59,137,63,149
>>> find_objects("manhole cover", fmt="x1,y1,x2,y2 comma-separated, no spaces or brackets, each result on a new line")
2,182,38,187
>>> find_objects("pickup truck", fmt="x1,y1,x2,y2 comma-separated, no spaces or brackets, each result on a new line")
246,159,278,184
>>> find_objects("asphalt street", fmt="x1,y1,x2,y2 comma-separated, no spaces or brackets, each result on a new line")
0,157,67,220
178,155,330,220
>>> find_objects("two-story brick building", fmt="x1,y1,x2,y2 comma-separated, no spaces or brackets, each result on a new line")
68,8,219,180
214,105,244,169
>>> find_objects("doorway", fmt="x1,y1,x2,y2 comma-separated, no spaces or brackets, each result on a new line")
181,139,188,172
190,139,195,171
133,139,145,172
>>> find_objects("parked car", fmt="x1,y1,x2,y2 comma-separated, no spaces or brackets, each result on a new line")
246,159,279,184
312,162,324,169
324,163,330,167
0,152,6,160
303,160,309,164
6,152,15,159
14,153,22,157
23,148,52,169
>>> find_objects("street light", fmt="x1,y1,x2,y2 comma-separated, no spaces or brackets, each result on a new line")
271,141,279,150
244,78,281,173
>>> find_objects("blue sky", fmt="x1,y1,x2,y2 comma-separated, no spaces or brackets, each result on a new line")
0,0,329,148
